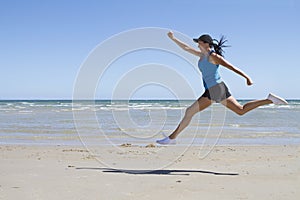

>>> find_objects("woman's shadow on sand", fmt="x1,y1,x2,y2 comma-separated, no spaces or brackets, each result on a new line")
76,167,239,176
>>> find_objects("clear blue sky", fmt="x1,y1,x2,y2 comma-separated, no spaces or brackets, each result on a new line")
0,0,299,99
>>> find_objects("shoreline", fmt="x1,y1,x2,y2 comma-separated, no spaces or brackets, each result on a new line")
1,135,300,147
1,141,300,147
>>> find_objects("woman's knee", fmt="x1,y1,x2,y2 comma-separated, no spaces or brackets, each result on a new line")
225,103,244,115
234,106,246,116
185,106,196,118
223,98,245,116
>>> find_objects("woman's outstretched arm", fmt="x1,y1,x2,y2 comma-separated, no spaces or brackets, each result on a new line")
167,31,201,57
212,53,253,86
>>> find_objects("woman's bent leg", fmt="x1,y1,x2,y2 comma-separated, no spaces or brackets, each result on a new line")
221,96,272,116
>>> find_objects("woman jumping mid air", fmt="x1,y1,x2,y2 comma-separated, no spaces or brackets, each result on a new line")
157,31,288,145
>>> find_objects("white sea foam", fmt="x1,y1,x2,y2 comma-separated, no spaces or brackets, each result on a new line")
1,100,299,146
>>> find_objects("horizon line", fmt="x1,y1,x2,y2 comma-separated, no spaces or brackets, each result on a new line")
0,98,299,101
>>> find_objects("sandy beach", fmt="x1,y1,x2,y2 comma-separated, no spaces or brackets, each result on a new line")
1,144,299,200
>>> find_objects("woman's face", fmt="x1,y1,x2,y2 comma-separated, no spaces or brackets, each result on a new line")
198,40,210,51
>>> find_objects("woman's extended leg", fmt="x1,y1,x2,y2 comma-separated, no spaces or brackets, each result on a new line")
168,97,212,139
157,97,212,144
221,96,272,115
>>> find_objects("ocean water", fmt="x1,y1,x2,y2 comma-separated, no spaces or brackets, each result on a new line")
0,100,299,146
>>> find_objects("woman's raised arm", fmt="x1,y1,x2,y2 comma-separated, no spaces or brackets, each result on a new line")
167,31,201,57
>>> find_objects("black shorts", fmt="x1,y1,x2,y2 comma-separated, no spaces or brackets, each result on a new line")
200,82,231,103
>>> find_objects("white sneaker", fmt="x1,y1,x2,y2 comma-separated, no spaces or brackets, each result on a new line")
267,93,288,105
156,136,176,145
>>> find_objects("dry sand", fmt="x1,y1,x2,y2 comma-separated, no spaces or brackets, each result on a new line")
1,144,299,200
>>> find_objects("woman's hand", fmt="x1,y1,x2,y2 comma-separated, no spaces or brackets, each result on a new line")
167,31,174,40
246,77,253,86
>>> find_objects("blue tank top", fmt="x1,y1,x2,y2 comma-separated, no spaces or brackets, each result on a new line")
198,51,222,89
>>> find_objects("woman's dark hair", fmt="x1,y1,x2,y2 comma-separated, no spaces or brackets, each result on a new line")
193,34,230,57
210,36,230,57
